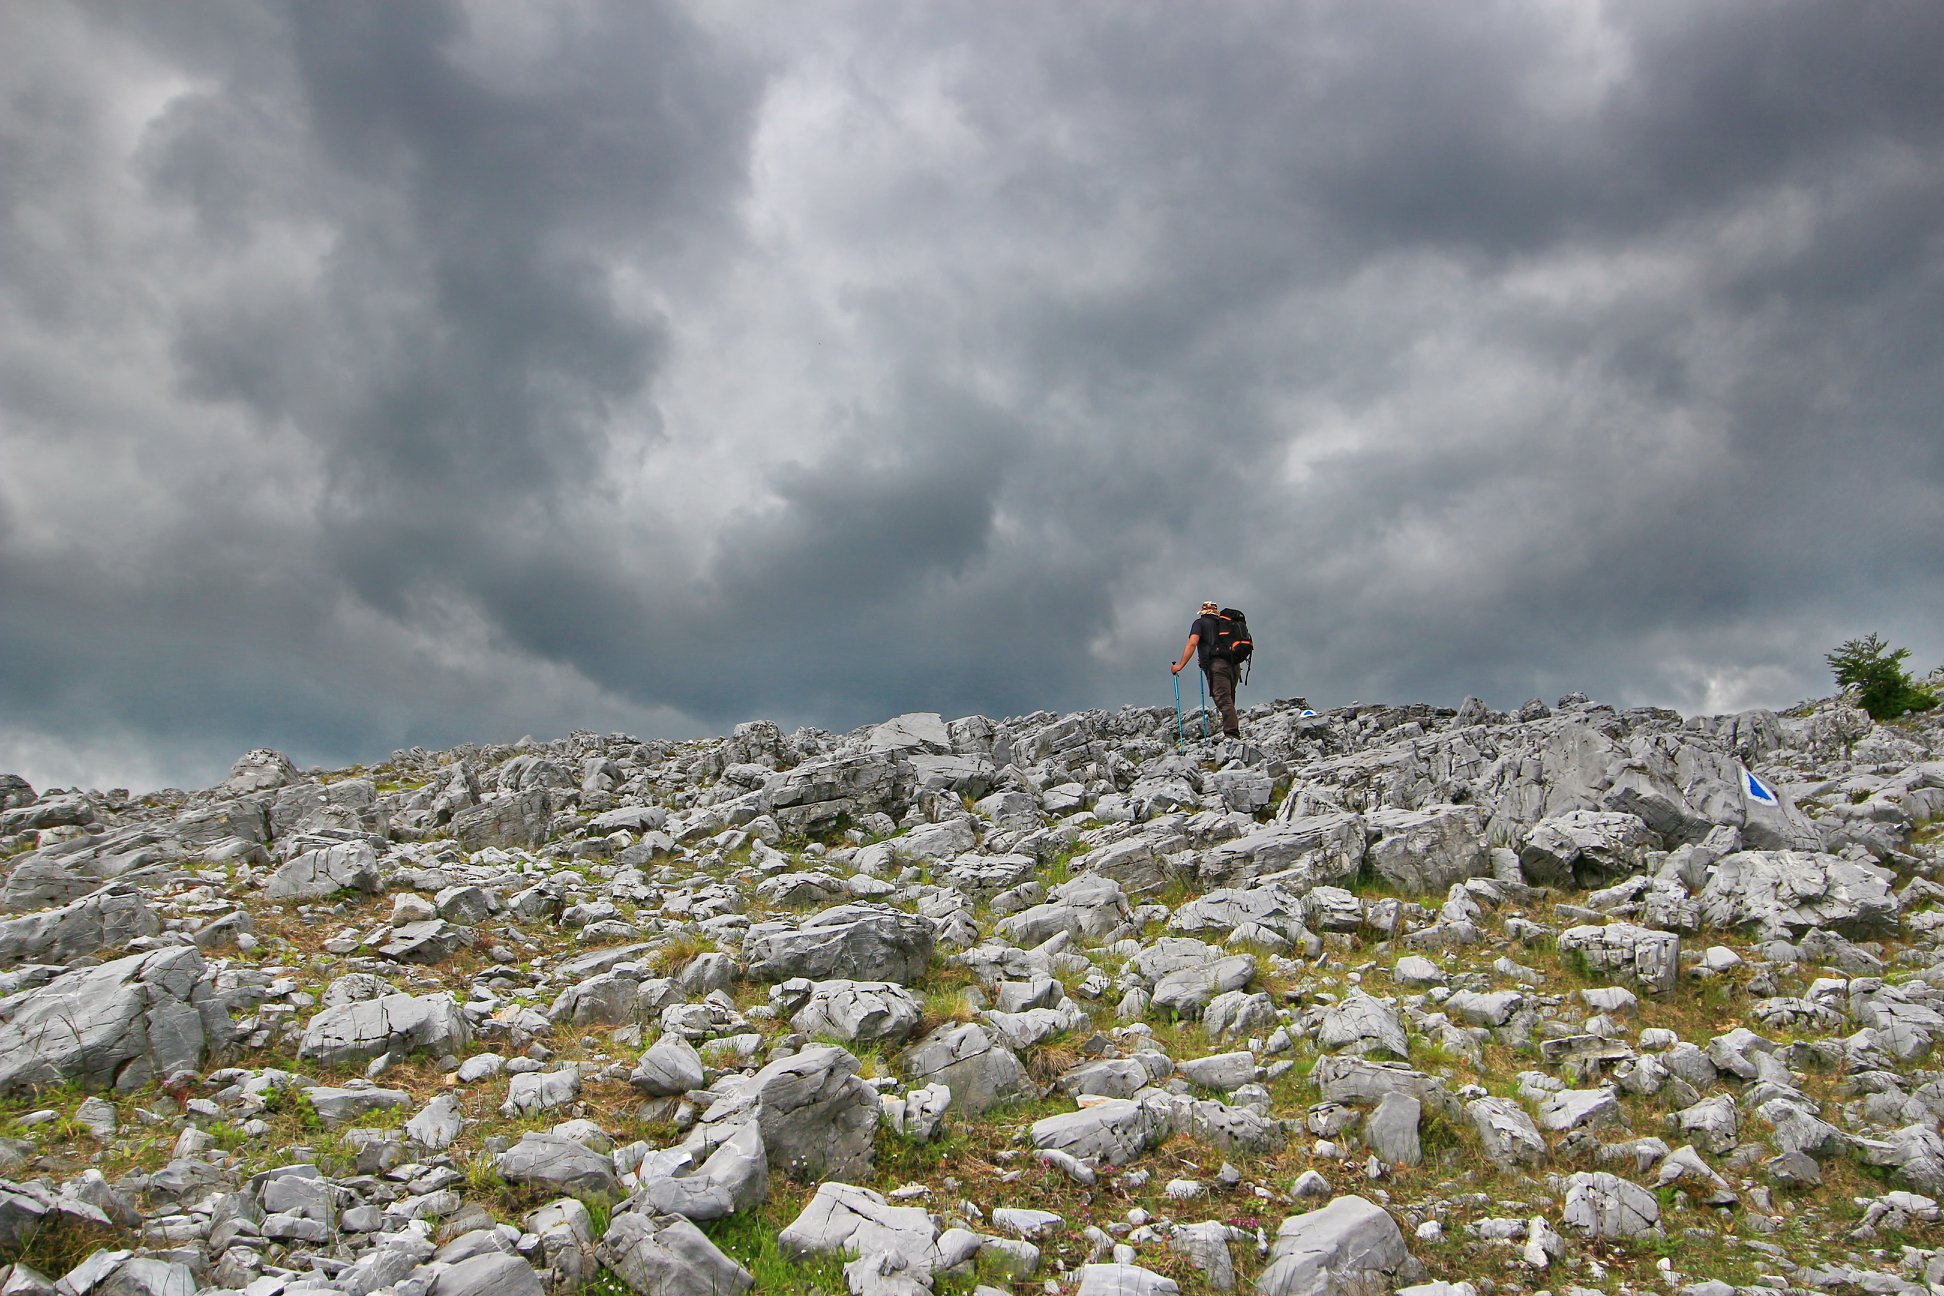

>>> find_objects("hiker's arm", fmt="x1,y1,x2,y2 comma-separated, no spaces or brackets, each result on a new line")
1172,634,1199,674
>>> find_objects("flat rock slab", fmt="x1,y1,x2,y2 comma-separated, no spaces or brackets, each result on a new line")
428,1252,546,1296
1078,1263,1182,1296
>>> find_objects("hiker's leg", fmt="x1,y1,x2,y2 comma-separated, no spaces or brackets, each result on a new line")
1211,661,1241,736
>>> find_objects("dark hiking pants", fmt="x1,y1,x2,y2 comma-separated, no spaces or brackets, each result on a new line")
1208,659,1241,737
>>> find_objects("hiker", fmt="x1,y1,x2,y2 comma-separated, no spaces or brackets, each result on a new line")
1172,600,1245,738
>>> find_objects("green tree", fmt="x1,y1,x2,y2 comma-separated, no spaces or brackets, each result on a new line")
1825,633,1939,721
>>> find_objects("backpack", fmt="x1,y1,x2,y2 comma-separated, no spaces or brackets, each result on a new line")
1209,608,1254,680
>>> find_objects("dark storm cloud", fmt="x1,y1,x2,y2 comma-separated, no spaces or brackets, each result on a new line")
3,0,1942,792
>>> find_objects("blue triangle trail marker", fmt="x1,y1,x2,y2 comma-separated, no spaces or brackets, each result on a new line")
1741,765,1780,807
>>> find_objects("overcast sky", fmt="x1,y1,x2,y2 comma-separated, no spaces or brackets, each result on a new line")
4,1,1942,795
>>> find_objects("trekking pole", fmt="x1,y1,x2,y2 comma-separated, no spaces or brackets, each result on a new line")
1173,672,1185,754
1198,670,1208,740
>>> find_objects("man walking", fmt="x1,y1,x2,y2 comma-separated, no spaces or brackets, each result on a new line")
1173,600,1243,739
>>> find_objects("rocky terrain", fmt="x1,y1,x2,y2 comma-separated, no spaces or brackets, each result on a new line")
0,684,1941,1296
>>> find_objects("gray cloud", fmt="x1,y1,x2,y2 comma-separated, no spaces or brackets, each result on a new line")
3,0,1941,792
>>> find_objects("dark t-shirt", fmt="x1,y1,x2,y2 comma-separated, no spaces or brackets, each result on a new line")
1191,614,1222,671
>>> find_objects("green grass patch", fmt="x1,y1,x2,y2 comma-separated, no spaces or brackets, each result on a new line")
701,1189,848,1294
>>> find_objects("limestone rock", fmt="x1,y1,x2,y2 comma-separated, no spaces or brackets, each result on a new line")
694,1044,878,1181
902,1023,1031,1115
264,841,381,902
299,992,471,1067
1560,1170,1661,1239
498,1133,621,1196
1030,1098,1171,1167
1699,851,1899,936
743,904,936,984
0,946,216,1092
596,1208,752,1296
1256,1195,1410,1296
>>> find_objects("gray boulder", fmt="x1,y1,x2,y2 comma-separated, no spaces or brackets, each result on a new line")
0,946,218,1092
1465,1097,1549,1168
1177,1052,1259,1092
631,1035,706,1097
1311,1056,1455,1117
1365,1092,1422,1167
264,841,382,902
628,1123,769,1222
1168,886,1310,945
1698,850,1899,936
1030,1098,1171,1166
1518,811,1659,887
1556,923,1680,996
497,1133,621,1197
997,875,1132,945
788,979,925,1046
743,904,936,984
596,1208,752,1296
694,1044,878,1181
0,775,34,811
1057,1055,1171,1101
1199,815,1366,889
1186,1097,1287,1155
1317,992,1409,1059
902,1023,1032,1115
1255,1195,1410,1296
1364,805,1491,893
224,748,301,794
450,789,556,851
1152,954,1257,1020
299,991,471,1067
0,847,109,912
1560,1171,1661,1239
406,1094,465,1151
760,753,907,836
0,884,159,969
501,1068,580,1117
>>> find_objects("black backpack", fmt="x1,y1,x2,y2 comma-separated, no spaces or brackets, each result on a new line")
1209,608,1254,680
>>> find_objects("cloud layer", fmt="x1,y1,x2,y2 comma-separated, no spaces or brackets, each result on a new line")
4,0,1942,792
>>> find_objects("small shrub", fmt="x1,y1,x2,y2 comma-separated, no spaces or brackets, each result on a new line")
1825,633,1938,721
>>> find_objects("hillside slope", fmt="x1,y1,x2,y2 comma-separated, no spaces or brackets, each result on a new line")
0,690,1940,1295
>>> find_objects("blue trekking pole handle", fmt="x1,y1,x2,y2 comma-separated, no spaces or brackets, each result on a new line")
1173,671,1184,753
